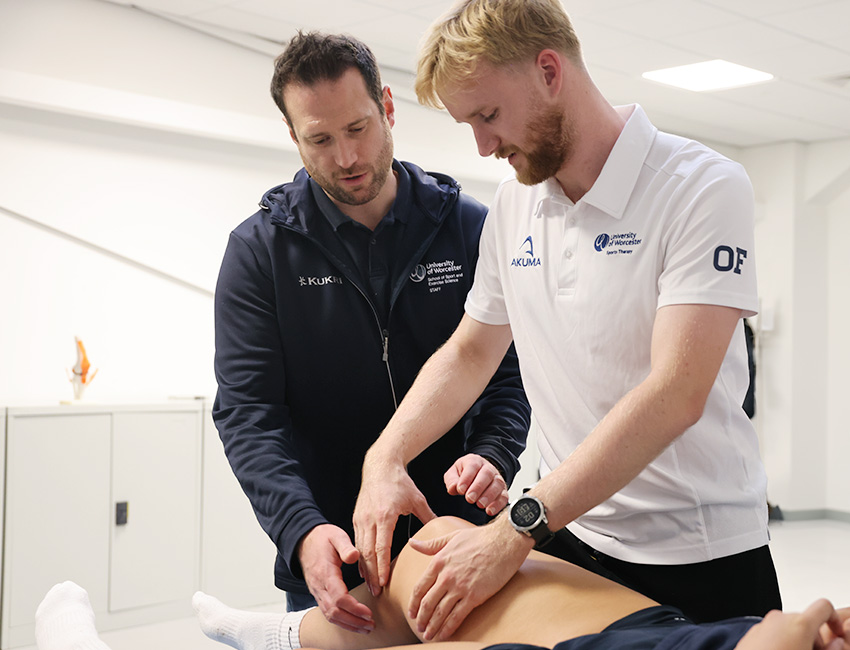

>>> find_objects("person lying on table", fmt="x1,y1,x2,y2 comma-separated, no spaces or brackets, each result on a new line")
37,517,848,650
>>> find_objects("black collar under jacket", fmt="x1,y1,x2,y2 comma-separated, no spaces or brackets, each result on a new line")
262,161,459,313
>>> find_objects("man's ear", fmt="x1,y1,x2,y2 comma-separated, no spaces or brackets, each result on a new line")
283,118,299,144
535,49,564,97
382,85,396,128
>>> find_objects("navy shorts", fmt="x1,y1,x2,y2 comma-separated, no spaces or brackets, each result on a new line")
483,606,761,650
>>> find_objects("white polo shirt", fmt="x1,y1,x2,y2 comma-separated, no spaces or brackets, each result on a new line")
466,104,767,564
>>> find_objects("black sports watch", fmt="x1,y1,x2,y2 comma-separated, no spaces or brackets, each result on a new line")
508,495,555,548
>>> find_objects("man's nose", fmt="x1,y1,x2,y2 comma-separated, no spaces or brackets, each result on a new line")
472,126,498,158
334,139,358,169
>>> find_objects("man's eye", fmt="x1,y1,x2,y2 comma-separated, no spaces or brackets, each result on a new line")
483,110,498,123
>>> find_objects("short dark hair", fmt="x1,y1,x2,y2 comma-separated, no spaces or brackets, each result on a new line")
270,31,384,127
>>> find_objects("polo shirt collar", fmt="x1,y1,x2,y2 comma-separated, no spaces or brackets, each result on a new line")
532,177,573,219
580,104,656,220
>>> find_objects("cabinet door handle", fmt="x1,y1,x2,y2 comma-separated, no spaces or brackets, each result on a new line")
116,501,129,526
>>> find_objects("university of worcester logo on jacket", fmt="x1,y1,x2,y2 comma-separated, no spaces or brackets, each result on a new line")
409,259,464,293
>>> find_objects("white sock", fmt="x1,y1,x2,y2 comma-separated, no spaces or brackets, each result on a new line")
193,592,312,650
35,582,111,650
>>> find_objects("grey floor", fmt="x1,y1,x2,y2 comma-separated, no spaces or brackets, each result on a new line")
21,519,850,650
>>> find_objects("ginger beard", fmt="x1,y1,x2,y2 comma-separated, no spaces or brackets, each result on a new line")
498,104,574,187
303,120,394,206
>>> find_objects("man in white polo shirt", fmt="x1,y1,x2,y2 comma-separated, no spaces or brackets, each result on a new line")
352,0,781,639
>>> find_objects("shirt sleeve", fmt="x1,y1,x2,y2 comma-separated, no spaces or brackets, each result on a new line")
657,158,759,317
465,183,512,325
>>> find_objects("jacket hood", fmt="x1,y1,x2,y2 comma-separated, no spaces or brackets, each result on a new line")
260,160,460,233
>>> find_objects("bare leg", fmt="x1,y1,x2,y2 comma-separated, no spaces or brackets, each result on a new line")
195,577,419,650
198,517,657,650
386,517,656,648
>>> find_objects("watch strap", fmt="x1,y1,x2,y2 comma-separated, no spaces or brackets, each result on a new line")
529,522,555,548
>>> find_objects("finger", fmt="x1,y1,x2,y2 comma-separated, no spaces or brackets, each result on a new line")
473,476,506,511
463,466,496,504
408,556,442,620
820,603,848,643
336,593,375,626
804,599,838,647
483,486,510,516
455,459,481,495
321,592,374,630
408,534,451,557
325,574,373,621
444,463,461,495
807,599,838,629
330,531,360,566
410,492,437,526
422,586,462,641
324,602,376,635
435,594,473,641
356,524,380,597
375,518,396,590
416,575,450,638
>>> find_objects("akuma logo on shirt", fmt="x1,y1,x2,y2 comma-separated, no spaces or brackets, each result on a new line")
511,235,542,268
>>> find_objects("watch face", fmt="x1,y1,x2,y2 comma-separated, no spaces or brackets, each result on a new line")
511,498,542,528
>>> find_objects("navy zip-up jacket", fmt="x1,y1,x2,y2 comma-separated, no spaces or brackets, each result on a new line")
213,160,530,593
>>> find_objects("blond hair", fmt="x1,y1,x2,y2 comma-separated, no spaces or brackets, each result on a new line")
416,0,583,108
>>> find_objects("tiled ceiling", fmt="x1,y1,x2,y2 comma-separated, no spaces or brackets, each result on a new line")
104,0,850,147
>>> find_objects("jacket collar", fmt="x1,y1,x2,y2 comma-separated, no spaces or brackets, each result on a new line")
309,160,413,232
264,159,456,234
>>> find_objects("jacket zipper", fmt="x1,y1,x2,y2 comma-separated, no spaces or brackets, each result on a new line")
343,271,399,410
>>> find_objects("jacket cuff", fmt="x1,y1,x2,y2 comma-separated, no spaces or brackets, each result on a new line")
277,507,329,580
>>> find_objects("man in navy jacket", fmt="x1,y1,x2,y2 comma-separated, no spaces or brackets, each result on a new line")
212,31,530,633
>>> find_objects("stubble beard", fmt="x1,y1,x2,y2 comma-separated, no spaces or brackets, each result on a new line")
307,123,394,206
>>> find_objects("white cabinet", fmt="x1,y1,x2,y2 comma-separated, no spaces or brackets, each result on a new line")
109,410,202,612
1,404,202,648
200,408,280,606
0,402,281,649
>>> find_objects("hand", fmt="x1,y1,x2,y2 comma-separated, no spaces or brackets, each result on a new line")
444,454,508,516
407,516,533,641
297,524,374,634
353,450,436,598
736,599,850,650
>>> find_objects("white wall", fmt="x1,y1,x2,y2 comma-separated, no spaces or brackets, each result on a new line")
827,187,850,514
0,0,504,405
738,139,850,515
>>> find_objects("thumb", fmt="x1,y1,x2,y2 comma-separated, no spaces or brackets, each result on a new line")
411,493,437,525
408,534,451,556
330,530,360,565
